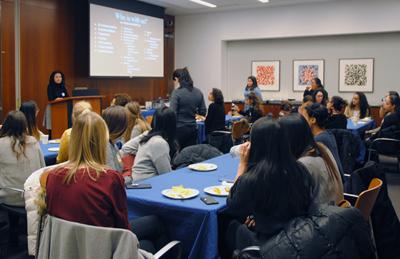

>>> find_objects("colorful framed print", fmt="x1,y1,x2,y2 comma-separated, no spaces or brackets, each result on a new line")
251,60,280,91
339,58,374,92
292,59,324,92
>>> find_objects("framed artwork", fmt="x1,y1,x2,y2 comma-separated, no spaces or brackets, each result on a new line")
251,60,280,91
339,58,374,92
292,59,324,92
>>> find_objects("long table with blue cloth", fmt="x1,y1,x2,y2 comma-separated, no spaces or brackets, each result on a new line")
126,154,238,259
39,138,238,258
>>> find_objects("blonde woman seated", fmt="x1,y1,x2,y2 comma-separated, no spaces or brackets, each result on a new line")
44,111,168,253
124,101,150,141
56,101,92,163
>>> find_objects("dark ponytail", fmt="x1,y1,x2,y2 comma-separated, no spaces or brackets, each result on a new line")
172,67,194,90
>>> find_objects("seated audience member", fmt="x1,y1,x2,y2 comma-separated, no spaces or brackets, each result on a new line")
313,89,328,106
325,96,348,129
205,88,226,137
57,101,92,163
224,117,373,258
20,100,43,141
0,111,45,206
124,101,151,141
111,93,132,107
303,77,328,99
370,93,400,139
379,91,399,119
279,114,343,204
239,92,263,123
303,103,344,178
278,101,292,117
44,111,168,253
298,95,313,115
102,106,128,172
345,92,370,120
122,107,177,182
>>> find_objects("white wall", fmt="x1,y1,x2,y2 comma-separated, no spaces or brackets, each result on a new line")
175,0,400,105
227,32,400,104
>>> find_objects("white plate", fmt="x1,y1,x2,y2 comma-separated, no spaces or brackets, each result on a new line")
188,163,218,172
162,188,199,200
204,185,231,197
48,147,60,152
48,139,60,144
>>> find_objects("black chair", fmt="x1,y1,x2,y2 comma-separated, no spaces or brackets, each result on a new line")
0,187,26,258
368,138,400,173
329,129,361,174
208,130,233,154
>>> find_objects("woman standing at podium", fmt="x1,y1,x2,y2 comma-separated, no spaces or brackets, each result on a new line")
43,71,69,135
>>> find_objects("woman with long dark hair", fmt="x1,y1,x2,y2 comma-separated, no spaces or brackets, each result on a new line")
123,107,177,182
205,88,226,136
224,116,374,258
0,111,45,206
20,100,43,141
239,92,263,123
278,114,343,204
313,89,328,106
345,92,370,120
225,118,313,249
170,67,206,149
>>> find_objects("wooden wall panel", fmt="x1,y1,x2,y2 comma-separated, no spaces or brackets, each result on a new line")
0,0,15,121
16,0,174,131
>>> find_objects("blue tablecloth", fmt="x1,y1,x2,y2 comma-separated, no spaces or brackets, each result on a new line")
40,142,60,166
126,154,239,259
197,115,243,144
140,109,156,118
346,119,376,162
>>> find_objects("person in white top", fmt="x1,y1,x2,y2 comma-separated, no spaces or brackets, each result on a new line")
0,110,45,206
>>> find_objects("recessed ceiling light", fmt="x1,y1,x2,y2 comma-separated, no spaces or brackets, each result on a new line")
259,0,270,3
189,0,217,8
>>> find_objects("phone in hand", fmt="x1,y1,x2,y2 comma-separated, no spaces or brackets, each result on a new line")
126,183,152,189
200,196,219,205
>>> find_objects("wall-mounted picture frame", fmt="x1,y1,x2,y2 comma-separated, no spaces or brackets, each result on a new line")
292,59,324,92
251,60,280,91
339,58,374,92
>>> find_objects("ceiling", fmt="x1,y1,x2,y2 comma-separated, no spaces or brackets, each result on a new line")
138,0,362,15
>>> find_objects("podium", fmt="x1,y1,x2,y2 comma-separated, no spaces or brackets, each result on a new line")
49,96,103,139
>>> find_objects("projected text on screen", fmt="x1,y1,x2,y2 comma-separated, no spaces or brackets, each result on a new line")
90,4,164,77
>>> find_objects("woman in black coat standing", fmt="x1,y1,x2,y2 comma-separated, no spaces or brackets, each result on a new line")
44,70,69,134
170,67,206,150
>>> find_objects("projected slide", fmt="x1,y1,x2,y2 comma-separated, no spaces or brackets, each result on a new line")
90,4,164,77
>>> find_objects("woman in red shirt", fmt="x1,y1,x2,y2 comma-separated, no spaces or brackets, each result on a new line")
45,111,167,253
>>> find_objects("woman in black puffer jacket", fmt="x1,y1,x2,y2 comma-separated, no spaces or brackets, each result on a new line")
225,117,375,259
